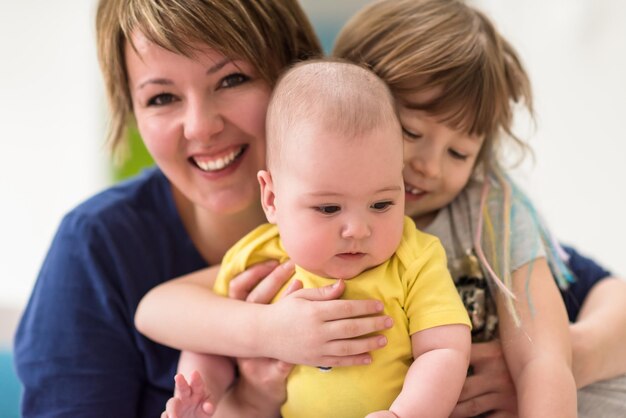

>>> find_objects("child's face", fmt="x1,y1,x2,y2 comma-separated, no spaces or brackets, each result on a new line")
398,92,484,228
261,123,405,280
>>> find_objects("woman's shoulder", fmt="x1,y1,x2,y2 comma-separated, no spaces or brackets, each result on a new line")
61,167,175,239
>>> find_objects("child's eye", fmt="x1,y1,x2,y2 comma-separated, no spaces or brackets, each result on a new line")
147,93,177,107
448,149,468,161
371,201,394,211
401,126,422,141
220,73,250,89
314,205,341,215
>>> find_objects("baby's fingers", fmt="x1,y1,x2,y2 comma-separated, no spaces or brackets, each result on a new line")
173,373,191,399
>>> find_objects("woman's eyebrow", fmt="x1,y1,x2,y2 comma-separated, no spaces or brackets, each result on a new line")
137,58,233,90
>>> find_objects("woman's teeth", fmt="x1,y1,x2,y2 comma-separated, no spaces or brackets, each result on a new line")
194,147,244,172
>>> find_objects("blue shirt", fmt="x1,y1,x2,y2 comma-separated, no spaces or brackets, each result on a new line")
14,168,206,418
560,245,612,322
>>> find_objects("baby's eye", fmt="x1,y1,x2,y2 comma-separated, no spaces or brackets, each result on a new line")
220,73,250,89
371,201,394,211
147,93,177,107
315,205,341,215
448,148,468,161
402,127,422,141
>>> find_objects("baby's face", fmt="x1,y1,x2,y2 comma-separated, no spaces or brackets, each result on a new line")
271,123,405,280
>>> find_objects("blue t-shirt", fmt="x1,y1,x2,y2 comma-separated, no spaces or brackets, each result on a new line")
14,168,207,418
560,245,612,322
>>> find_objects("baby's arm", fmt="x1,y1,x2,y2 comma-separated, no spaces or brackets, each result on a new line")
368,324,471,418
497,257,577,417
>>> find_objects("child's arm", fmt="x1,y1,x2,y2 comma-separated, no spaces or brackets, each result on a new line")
497,257,577,417
135,263,392,367
367,324,471,418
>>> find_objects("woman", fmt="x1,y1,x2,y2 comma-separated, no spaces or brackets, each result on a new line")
13,1,391,417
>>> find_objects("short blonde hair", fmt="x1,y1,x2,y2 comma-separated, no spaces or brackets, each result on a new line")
266,58,401,170
96,0,322,153
333,0,533,171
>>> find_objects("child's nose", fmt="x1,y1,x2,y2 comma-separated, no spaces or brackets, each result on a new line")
341,218,372,240
183,99,225,143
408,153,441,179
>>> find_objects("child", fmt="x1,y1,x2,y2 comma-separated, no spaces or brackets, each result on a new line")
333,0,578,416
163,59,472,418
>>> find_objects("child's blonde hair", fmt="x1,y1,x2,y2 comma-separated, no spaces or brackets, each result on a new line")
333,0,533,174
266,58,401,171
96,0,322,154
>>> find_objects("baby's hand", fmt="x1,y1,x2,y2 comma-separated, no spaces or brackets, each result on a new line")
365,410,399,418
161,371,215,418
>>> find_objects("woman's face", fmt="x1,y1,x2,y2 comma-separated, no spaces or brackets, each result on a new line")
125,32,271,215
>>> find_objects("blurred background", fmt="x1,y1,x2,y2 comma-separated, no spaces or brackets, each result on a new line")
1,1,625,416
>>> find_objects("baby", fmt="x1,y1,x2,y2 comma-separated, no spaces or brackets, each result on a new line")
167,59,471,418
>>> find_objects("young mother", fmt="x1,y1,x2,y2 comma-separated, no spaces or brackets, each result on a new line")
15,0,626,417
13,1,392,417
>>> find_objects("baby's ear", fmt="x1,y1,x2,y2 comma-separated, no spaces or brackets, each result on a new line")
257,170,277,223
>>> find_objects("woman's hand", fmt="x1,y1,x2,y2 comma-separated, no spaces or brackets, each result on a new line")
230,260,392,367
451,340,518,418
227,267,300,417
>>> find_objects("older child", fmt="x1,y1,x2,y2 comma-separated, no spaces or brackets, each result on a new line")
333,0,578,416
161,59,471,418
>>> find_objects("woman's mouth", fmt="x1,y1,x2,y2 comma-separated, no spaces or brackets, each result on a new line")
191,145,247,172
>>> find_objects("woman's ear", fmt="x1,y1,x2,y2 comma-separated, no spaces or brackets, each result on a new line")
257,170,277,223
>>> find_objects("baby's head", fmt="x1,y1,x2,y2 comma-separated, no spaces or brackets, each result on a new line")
258,59,405,279
334,0,533,174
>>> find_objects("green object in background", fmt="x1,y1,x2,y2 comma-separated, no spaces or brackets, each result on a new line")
111,123,154,182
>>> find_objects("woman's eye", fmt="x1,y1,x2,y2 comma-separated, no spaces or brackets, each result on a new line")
315,205,341,215
147,93,176,107
220,73,250,88
402,126,422,141
371,201,394,211
448,149,468,161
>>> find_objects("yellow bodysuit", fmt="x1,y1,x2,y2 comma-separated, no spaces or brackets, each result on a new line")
214,217,470,418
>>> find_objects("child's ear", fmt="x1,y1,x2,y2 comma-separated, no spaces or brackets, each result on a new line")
257,170,277,223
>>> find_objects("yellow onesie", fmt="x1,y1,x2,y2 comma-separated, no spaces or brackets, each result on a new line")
214,216,470,418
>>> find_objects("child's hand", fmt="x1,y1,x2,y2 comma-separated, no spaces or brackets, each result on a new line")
365,411,399,418
161,371,214,418
451,340,517,418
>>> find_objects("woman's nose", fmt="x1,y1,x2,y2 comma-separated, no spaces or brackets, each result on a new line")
341,218,372,240
183,99,225,142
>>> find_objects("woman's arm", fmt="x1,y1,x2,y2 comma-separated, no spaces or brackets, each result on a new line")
135,262,393,367
497,258,577,417
570,276,626,387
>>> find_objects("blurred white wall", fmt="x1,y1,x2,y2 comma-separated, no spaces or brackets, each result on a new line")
1,0,624,323
0,1,107,312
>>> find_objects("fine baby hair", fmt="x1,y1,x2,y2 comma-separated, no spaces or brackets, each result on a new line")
265,58,401,172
